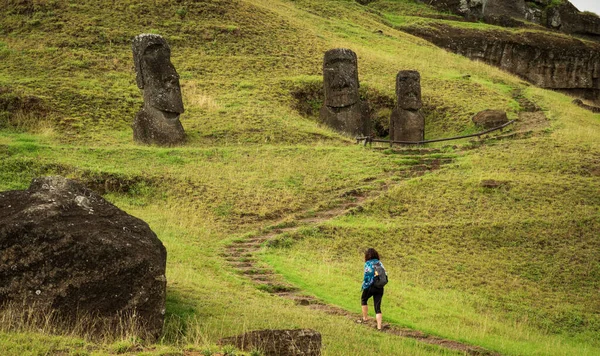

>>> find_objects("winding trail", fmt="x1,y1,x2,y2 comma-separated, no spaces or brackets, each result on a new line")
222,148,501,356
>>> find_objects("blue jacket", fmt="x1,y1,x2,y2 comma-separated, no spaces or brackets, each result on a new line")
362,259,384,290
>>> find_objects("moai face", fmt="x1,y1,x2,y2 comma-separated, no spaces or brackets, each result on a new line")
133,34,184,116
396,70,422,111
323,48,360,108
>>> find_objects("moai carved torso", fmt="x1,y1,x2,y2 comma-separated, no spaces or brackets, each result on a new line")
390,70,425,142
132,34,186,146
319,48,370,137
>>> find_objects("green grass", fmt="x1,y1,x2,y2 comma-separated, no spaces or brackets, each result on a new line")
263,89,600,355
1,0,599,355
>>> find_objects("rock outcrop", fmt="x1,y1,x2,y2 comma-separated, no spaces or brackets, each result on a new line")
0,176,167,339
220,329,322,356
403,24,600,104
572,99,600,113
545,2,600,40
417,0,600,40
415,0,527,21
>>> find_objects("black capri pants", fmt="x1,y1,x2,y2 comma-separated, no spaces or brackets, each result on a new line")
361,285,384,314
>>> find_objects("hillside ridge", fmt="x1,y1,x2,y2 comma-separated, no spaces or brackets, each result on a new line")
1,0,599,355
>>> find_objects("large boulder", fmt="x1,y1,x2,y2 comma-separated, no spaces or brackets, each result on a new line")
0,176,167,339
220,329,322,356
472,109,509,129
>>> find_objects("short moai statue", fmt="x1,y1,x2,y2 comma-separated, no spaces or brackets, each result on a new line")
132,34,186,146
319,48,370,137
390,70,425,142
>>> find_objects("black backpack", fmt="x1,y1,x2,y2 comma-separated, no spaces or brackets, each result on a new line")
372,262,388,288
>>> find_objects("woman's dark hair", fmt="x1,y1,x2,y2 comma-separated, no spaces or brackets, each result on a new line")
364,248,380,262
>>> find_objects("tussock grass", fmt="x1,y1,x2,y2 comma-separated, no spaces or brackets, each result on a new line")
0,302,188,355
0,302,146,342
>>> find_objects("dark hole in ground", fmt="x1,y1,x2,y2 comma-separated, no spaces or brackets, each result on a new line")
0,87,50,131
78,171,155,195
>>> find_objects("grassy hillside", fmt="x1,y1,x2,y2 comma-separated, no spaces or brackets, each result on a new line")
266,90,600,355
1,0,599,355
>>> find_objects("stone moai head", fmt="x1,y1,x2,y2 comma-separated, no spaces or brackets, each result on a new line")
390,70,424,142
396,70,422,111
323,48,360,108
133,34,184,115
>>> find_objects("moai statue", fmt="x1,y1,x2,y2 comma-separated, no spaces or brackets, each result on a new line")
390,70,425,142
319,48,370,137
132,34,185,146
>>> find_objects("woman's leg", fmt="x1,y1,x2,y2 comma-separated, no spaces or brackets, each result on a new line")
362,305,369,321
361,288,371,321
373,288,384,329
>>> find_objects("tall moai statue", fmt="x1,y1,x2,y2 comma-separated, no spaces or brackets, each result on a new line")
319,48,370,137
132,34,186,146
390,70,425,142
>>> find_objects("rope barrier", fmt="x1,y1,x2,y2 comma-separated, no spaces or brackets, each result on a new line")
356,120,517,146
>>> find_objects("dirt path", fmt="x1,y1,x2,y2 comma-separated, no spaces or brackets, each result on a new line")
488,90,549,140
222,148,501,355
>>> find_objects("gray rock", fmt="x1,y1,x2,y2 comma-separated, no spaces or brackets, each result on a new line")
319,48,370,136
220,329,322,356
132,34,185,146
483,0,527,19
525,7,543,24
547,3,600,38
433,0,484,19
472,109,509,128
548,7,562,29
0,176,167,340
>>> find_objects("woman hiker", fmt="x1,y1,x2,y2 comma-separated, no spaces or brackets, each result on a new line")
359,247,385,330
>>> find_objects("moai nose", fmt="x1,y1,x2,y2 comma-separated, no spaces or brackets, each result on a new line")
333,75,349,88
